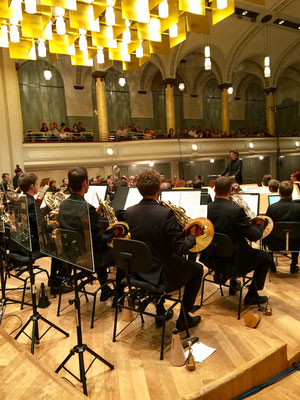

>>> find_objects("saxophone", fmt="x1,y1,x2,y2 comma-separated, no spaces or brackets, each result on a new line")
160,200,214,252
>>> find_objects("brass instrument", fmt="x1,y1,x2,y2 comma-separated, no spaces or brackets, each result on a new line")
160,200,214,252
231,194,273,239
36,184,49,206
96,194,129,245
44,191,68,213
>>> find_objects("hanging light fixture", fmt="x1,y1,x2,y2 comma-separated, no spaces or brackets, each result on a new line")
97,46,105,63
24,0,36,14
123,20,131,44
79,29,87,51
119,75,126,86
45,20,53,40
149,18,161,41
68,42,76,55
264,56,271,77
106,0,116,26
10,0,22,21
227,86,233,94
159,0,169,18
0,26,9,48
204,46,211,70
178,82,185,91
136,40,143,58
55,7,66,35
136,0,150,23
106,26,117,48
204,45,210,58
29,42,36,60
37,39,47,57
217,0,228,10
9,20,19,43
169,23,178,38
44,68,52,80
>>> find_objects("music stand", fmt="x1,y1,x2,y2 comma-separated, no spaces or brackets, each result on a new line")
38,198,114,396
7,194,69,353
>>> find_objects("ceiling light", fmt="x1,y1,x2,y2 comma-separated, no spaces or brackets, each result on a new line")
136,0,150,23
295,141,300,147
149,18,161,41
178,82,185,91
169,23,178,38
149,161,154,167
191,144,198,151
264,56,270,67
25,0,36,14
44,68,52,80
158,0,169,18
79,29,87,51
119,76,126,86
279,20,284,25
123,27,131,44
204,58,211,70
45,20,53,40
0,26,9,48
97,46,104,64
106,26,117,48
9,22,19,43
68,42,76,55
136,41,143,58
242,10,248,16
56,16,66,35
264,66,271,78
204,45,210,58
121,42,130,61
55,7,65,17
107,148,114,155
37,39,46,57
106,6,115,26
227,87,233,94
210,158,215,163
29,42,36,60
217,0,228,10
259,156,264,160
10,0,22,21
249,142,254,149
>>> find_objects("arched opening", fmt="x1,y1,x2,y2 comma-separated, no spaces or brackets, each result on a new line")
244,82,266,130
202,78,221,129
18,60,66,131
92,68,131,131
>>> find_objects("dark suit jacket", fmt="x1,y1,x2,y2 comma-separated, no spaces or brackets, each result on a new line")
125,198,196,291
221,158,243,184
207,198,263,274
58,193,113,269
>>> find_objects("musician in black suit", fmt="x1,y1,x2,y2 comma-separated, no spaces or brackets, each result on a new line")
13,166,23,190
126,169,203,331
1,173,11,192
58,167,115,301
206,177,270,305
265,180,300,273
220,149,243,184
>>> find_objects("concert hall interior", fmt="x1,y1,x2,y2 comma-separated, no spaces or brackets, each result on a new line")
0,0,300,399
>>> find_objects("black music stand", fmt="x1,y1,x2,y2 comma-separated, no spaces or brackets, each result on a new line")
8,195,69,353
37,199,114,396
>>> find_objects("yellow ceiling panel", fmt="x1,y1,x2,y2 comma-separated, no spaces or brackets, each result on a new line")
49,33,71,55
160,0,179,32
211,0,235,25
150,34,170,54
9,40,34,60
186,13,210,34
122,0,150,23
178,0,205,15
170,13,186,48
0,1,14,20
22,14,46,39
41,0,77,10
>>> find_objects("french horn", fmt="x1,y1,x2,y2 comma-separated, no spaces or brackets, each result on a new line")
44,191,68,213
160,200,214,252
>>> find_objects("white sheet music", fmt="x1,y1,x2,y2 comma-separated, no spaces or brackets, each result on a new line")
84,186,107,208
292,185,300,200
238,194,259,216
124,187,143,210
161,190,207,219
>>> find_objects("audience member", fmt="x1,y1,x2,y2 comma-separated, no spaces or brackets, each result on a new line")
78,122,86,132
188,126,197,138
116,124,128,140
40,122,49,132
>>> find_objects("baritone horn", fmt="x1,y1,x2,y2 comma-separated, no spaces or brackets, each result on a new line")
160,200,214,252
231,194,273,239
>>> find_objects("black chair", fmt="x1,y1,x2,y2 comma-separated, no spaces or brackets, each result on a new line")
264,221,300,274
56,229,115,329
200,233,262,319
112,238,190,360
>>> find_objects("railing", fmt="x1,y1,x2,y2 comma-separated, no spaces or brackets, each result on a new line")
23,130,94,143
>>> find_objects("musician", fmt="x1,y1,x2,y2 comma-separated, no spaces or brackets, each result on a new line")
207,177,270,305
60,178,68,190
1,173,11,192
268,179,279,193
18,173,71,294
13,166,23,190
47,179,59,193
265,180,300,273
58,167,115,301
126,169,203,331
220,149,243,184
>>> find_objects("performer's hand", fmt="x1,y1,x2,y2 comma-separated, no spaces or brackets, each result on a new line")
96,206,103,216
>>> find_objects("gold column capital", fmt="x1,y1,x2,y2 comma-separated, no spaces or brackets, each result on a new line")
92,71,107,81
264,87,277,95
218,83,232,91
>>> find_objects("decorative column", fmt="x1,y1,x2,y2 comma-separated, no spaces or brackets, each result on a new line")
92,71,109,142
264,87,276,136
163,78,176,134
219,83,231,135
0,48,24,175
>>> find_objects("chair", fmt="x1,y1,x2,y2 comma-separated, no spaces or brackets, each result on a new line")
112,238,190,360
56,229,115,329
200,232,262,319
265,222,300,273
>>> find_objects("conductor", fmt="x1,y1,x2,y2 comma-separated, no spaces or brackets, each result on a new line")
221,149,243,184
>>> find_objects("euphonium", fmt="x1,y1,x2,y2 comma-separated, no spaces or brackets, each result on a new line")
231,194,273,239
96,194,129,245
160,200,214,252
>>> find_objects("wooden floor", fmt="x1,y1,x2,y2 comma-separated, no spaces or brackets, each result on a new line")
1,254,300,400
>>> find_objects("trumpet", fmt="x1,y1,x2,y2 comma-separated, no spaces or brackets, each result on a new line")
231,195,273,239
96,194,130,246
160,200,214,253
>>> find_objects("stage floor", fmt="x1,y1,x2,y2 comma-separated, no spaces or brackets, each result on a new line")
1,255,300,400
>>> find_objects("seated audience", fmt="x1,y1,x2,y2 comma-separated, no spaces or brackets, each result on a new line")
167,128,175,138
78,122,86,132
116,124,128,140
72,124,83,141
144,128,153,140
40,122,49,132
156,129,165,139
188,126,197,138
268,179,279,193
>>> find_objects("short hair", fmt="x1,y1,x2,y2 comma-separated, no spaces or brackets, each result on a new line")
49,179,56,186
291,171,300,181
2,173,9,179
215,176,231,196
231,183,240,193
15,165,22,174
160,182,171,190
268,179,279,192
18,172,38,192
279,180,293,198
193,181,203,189
68,167,88,192
262,174,272,186
229,149,239,157
136,169,161,197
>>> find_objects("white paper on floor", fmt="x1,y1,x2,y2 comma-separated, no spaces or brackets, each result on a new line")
184,342,216,363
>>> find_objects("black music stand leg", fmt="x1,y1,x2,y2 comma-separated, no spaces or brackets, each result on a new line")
15,254,69,354
56,268,114,396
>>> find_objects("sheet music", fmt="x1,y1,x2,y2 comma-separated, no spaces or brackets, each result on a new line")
124,187,143,209
161,190,207,219
84,186,107,208
238,194,259,216
292,185,300,200
247,187,270,194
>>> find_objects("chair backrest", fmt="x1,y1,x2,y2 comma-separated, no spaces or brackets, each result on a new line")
271,222,300,240
59,229,85,263
113,238,153,274
208,232,234,258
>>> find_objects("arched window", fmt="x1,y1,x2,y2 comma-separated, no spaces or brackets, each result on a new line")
203,78,221,129
245,82,266,130
92,68,131,131
18,60,66,130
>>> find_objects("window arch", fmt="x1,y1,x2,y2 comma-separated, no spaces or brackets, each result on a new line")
203,78,221,129
18,60,66,130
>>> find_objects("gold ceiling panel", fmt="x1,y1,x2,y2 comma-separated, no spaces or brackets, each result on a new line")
149,0,161,10
122,0,150,23
41,0,77,10
70,3,98,31
122,54,141,70
138,40,151,66
49,33,71,55
9,40,34,60
0,26,9,48
93,1,107,19
178,0,205,15
186,13,210,34
211,0,235,25
0,1,14,20
127,30,140,53
71,47,93,66
138,17,162,42
22,14,46,40
150,34,170,54
109,42,131,62
112,9,127,39
92,27,111,47
170,13,186,48
160,0,178,32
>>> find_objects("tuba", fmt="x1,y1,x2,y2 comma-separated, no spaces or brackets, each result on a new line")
231,195,273,239
160,200,214,252
96,194,129,246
